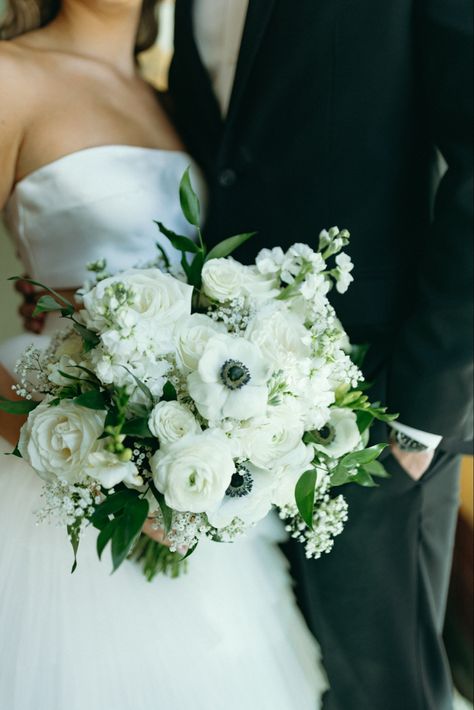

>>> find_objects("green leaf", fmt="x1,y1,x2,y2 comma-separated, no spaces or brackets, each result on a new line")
187,251,205,288
155,221,200,254
162,381,178,402
0,396,39,415
111,497,149,572
74,390,107,410
295,469,317,529
340,443,387,468
91,489,137,525
9,276,74,309
179,167,201,227
180,541,199,561
356,410,374,435
121,417,152,438
349,469,378,488
155,241,171,269
73,322,100,351
96,518,119,560
330,464,354,487
205,232,256,261
148,479,173,533
33,294,74,317
6,445,22,458
121,367,154,404
363,460,391,478
67,522,81,574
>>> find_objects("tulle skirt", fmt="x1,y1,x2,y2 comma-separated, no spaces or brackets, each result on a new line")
0,436,327,710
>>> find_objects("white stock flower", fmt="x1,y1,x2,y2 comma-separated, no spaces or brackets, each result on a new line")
313,407,361,458
208,461,274,529
18,398,105,483
150,429,235,513
255,246,285,275
334,253,354,294
84,449,142,489
148,401,201,445
188,334,270,422
81,268,193,344
174,313,226,371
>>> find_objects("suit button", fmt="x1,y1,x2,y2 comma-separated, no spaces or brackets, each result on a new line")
218,168,237,187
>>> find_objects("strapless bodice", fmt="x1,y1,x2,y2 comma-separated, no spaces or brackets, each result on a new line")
3,145,206,289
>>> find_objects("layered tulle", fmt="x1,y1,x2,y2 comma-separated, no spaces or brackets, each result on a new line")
0,435,327,710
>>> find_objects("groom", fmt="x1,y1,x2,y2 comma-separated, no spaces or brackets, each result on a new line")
168,1,473,709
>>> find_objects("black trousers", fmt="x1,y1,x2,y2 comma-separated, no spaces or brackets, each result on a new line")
284,450,461,710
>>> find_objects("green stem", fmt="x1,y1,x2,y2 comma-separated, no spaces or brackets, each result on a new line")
128,534,188,581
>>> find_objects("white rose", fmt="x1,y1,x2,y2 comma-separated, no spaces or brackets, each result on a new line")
201,258,245,303
313,407,361,458
174,314,226,371
18,398,105,483
84,449,142,489
150,429,235,513
148,401,201,445
81,268,193,341
208,461,274,529
246,305,311,375
188,334,270,422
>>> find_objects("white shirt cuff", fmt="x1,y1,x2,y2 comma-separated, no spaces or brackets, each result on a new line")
391,422,442,451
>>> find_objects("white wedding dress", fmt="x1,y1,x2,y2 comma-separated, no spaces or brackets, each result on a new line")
0,146,327,710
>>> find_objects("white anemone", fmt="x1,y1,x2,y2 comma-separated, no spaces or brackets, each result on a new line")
188,334,270,422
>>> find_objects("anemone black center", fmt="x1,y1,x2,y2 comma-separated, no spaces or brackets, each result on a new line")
220,359,251,390
312,423,336,445
226,465,254,498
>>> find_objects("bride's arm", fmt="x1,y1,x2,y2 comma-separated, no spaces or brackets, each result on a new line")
0,365,26,446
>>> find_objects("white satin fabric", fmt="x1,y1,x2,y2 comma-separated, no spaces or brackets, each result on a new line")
0,146,326,710
4,145,205,289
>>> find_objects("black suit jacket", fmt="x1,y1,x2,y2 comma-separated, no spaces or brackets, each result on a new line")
169,0,473,444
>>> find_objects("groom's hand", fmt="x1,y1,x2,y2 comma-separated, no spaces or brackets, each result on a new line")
390,441,434,481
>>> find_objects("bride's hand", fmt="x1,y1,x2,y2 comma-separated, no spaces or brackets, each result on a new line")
142,518,172,547
0,365,26,446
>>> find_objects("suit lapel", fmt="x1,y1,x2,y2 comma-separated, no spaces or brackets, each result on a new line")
225,0,277,127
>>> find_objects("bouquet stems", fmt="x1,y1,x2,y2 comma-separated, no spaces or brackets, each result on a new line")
128,534,187,581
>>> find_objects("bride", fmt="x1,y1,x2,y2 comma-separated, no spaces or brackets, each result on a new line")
0,2,327,709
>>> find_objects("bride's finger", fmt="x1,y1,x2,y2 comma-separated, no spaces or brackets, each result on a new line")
142,518,172,547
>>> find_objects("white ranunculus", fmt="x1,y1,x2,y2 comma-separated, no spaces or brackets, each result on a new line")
246,305,311,375
188,334,270,422
201,257,246,303
148,401,201,445
150,429,235,513
174,313,226,372
81,268,193,340
313,407,361,458
271,444,319,508
84,449,142,489
208,461,274,529
239,399,306,469
18,398,105,483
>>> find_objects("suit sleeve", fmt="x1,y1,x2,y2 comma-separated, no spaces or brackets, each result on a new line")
387,0,474,440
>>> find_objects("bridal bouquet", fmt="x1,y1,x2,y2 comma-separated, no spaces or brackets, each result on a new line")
1,170,395,579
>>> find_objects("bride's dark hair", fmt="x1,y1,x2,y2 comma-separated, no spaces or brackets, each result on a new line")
0,0,160,54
